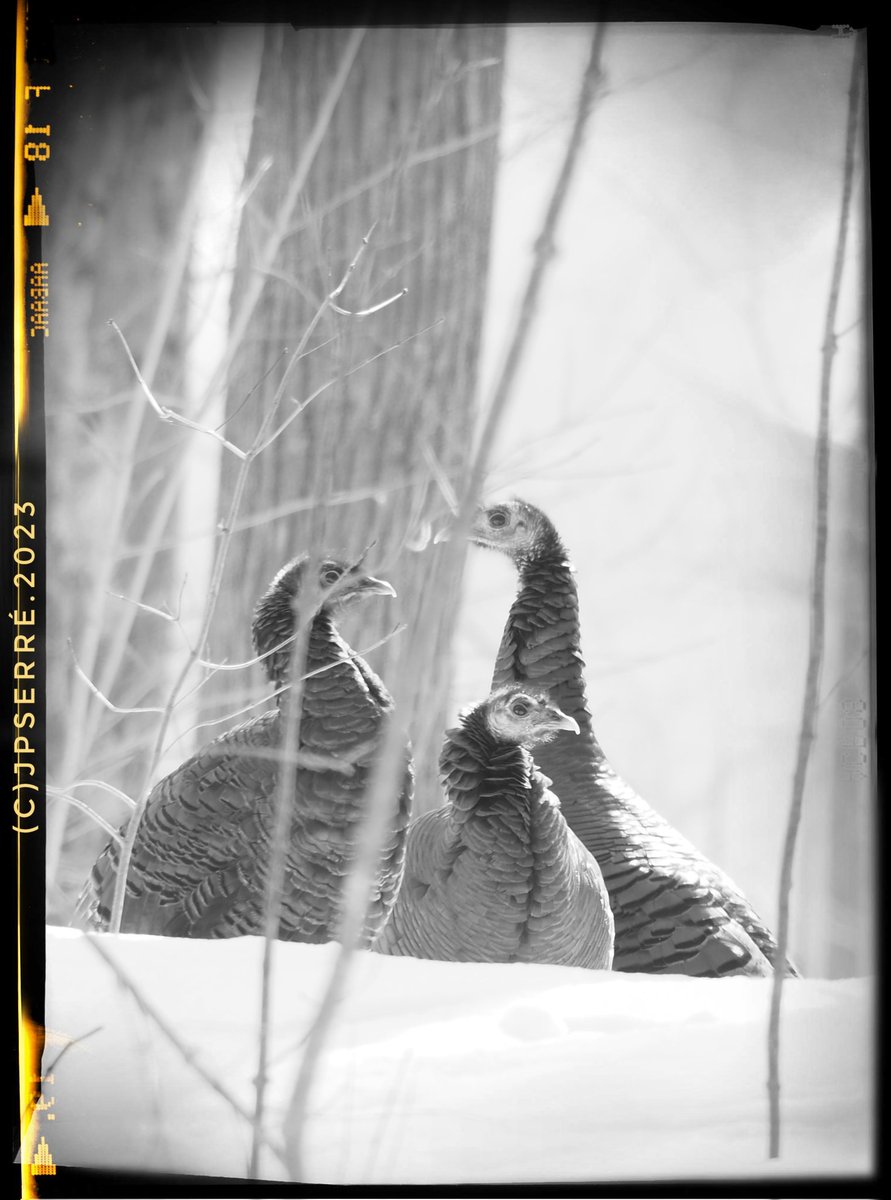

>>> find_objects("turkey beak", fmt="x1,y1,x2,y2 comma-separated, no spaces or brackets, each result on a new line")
359,574,397,599
548,708,580,736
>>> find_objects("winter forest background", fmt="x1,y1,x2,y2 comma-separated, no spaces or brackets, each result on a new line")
32,17,872,1190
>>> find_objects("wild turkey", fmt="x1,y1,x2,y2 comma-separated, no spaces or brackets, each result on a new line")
75,554,413,944
469,498,796,977
374,684,614,970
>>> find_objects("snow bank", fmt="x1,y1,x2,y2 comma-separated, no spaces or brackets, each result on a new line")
38,925,873,1186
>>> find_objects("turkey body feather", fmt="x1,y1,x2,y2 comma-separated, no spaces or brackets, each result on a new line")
76,555,413,945
375,685,614,969
472,499,796,978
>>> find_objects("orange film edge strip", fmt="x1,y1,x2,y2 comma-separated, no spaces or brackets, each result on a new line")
14,0,29,447
14,3,40,1197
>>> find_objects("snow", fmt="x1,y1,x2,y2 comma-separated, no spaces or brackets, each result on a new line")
38,925,873,1187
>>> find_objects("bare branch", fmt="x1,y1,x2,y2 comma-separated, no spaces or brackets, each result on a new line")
329,220,377,301
767,32,865,1161
473,24,607,481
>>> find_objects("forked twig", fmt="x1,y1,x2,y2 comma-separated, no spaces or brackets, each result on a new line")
106,594,178,622
109,320,249,459
107,574,187,623
68,641,167,716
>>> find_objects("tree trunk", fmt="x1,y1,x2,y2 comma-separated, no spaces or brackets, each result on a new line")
210,26,506,809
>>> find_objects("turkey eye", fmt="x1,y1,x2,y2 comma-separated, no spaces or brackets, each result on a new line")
322,568,342,586
489,511,508,528
511,702,529,716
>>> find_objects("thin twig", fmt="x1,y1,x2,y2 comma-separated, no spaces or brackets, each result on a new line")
73,428,206,800
222,27,367,385
45,790,124,843
106,590,181,623
473,23,607,480
82,935,290,1171
118,475,429,560
168,625,407,753
218,344,292,432
68,641,167,716
253,318,437,457
816,649,869,712
54,779,136,809
328,287,408,317
249,593,314,1179
330,221,377,301
767,32,864,1161
282,123,501,239
249,420,393,1172
235,154,274,213
197,621,405,677
43,1027,104,1077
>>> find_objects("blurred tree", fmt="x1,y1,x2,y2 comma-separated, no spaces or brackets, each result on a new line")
44,27,223,916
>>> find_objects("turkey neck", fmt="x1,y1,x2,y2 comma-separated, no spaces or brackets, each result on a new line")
442,710,535,826
492,539,628,832
255,601,352,694
306,608,354,668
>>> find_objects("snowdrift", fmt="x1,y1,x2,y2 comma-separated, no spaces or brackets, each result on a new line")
37,925,873,1186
